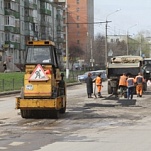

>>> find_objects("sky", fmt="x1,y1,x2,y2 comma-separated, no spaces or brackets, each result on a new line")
94,0,151,36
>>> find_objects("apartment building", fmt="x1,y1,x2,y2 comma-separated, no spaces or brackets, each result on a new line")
67,0,94,63
53,0,94,65
0,0,64,71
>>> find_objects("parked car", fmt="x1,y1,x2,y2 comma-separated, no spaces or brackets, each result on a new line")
78,70,107,82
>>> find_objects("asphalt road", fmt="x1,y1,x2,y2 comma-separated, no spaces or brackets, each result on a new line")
0,81,151,151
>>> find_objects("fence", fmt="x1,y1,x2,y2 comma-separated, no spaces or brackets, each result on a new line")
0,79,23,92
0,70,86,92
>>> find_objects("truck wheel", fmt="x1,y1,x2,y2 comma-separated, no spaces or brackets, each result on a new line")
60,101,66,114
21,110,31,118
51,110,60,119
108,82,112,94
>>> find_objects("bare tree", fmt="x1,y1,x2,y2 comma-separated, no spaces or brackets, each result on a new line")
69,44,85,70
93,34,105,68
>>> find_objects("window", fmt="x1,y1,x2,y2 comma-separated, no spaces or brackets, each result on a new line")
0,0,3,10
11,34,15,41
77,23,79,28
76,7,79,12
5,33,10,41
116,38,119,42
1,32,4,42
77,40,80,44
22,7,24,16
77,16,79,20
77,31,80,36
15,19,20,27
25,22,29,31
5,16,15,26
5,1,19,11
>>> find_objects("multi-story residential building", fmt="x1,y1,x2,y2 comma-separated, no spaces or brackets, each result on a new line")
67,0,94,63
3,0,20,70
53,0,94,66
0,0,4,58
0,0,65,71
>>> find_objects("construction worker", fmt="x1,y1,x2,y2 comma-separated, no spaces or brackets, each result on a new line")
119,73,127,97
127,74,135,100
135,72,145,97
95,73,103,98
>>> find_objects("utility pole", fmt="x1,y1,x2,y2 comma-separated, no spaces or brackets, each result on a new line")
65,0,69,79
90,38,93,67
105,9,121,66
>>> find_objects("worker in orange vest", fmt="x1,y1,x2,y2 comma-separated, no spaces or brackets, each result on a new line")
119,73,127,97
95,73,103,98
135,72,145,97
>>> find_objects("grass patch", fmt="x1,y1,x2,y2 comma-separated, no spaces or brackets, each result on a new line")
0,72,24,92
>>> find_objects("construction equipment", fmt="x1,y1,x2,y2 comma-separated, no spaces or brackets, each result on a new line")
107,55,144,97
142,58,151,81
16,40,66,119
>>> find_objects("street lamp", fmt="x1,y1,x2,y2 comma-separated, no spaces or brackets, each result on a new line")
105,9,121,66
126,24,137,55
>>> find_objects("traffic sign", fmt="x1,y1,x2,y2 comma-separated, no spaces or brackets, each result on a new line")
29,64,49,81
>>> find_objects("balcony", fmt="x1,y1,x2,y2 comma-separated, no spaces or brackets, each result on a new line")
5,10,20,19
5,26,20,34
5,41,20,49
41,21,47,26
25,16,34,22
24,1,34,9
40,9,51,15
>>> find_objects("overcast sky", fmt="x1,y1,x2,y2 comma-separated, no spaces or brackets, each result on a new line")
94,0,151,36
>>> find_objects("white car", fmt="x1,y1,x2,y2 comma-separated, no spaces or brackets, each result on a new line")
78,70,107,82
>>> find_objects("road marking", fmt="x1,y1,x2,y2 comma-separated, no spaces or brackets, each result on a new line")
0,147,7,150
9,142,24,146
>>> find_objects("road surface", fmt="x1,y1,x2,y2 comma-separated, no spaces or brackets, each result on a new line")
0,82,151,151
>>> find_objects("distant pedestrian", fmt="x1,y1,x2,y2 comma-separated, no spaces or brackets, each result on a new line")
135,72,145,97
85,72,93,98
127,74,135,100
3,61,7,72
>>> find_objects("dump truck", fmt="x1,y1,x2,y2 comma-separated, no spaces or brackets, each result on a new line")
16,40,66,119
107,55,145,97
142,58,151,82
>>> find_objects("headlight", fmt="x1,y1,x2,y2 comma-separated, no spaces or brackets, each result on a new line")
146,71,150,73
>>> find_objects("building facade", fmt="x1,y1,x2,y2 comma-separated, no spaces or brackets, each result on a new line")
67,0,94,64
0,0,65,71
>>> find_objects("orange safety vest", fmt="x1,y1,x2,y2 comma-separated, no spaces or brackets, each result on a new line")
95,76,102,86
119,75,127,86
